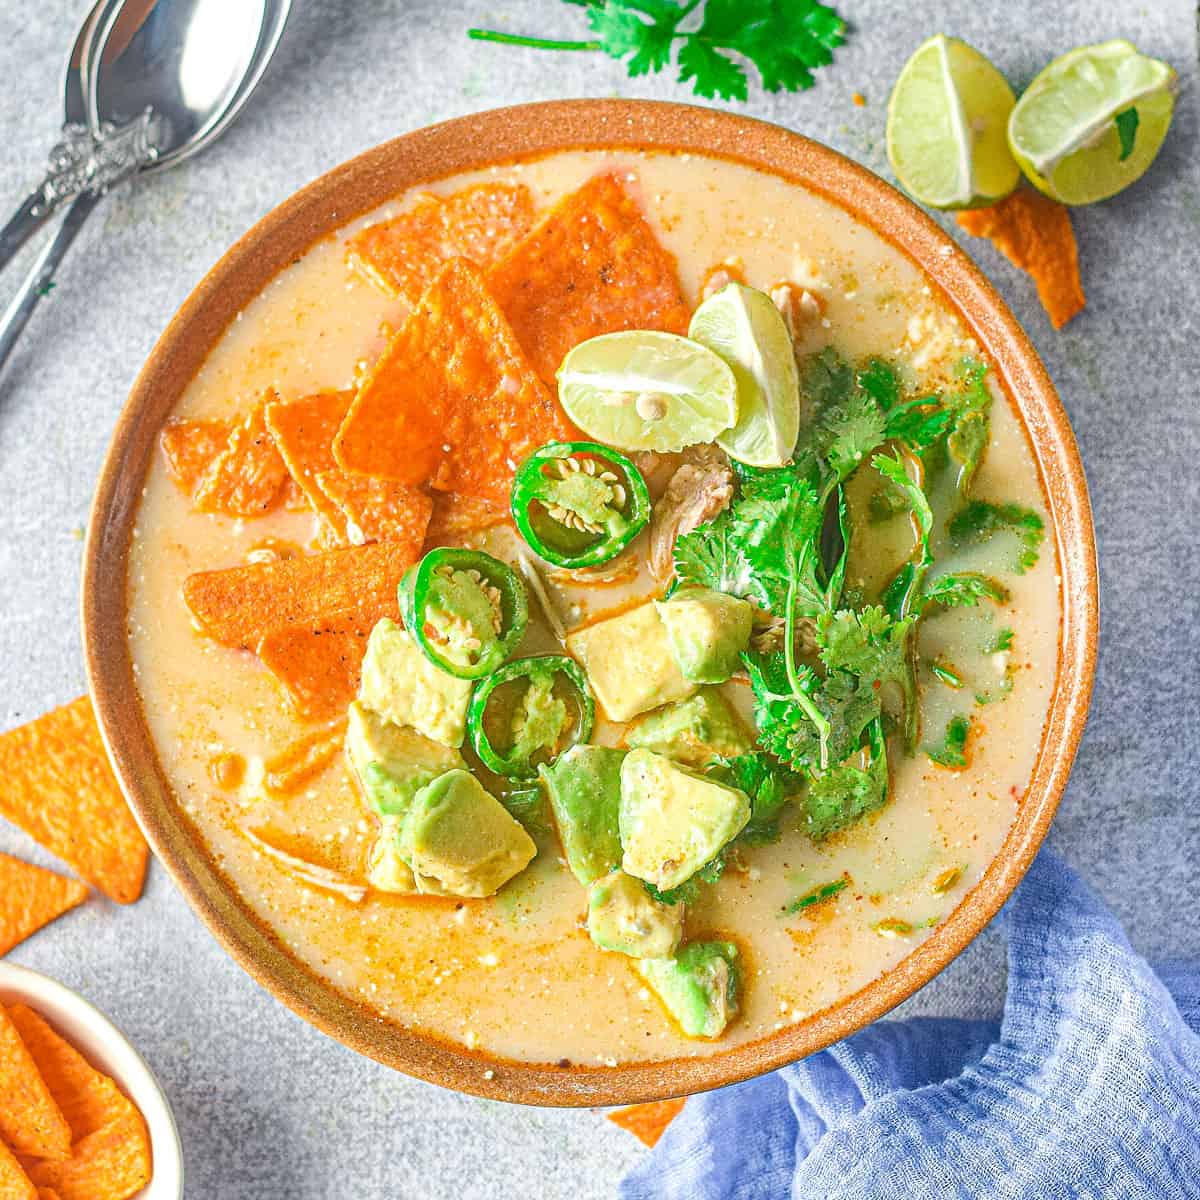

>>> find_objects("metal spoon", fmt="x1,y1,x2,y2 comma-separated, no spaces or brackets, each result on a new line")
0,0,107,277
0,0,292,373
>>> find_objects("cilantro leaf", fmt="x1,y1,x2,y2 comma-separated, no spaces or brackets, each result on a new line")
673,509,756,598
818,391,888,481
800,720,889,840
949,501,1045,573
919,572,1010,612
744,651,880,775
469,1,846,102
677,34,748,101
711,751,797,844
926,715,970,768
874,452,935,633
785,876,848,913
800,346,855,409
1115,107,1139,161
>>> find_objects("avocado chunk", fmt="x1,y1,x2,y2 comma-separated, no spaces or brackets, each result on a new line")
565,602,695,723
539,745,625,885
655,587,753,684
345,701,465,817
619,749,750,891
365,821,420,894
402,769,536,898
636,941,741,1039
625,688,753,768
359,618,473,747
587,869,683,958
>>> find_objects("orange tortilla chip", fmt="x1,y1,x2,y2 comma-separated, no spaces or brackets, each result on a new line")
38,1189,62,1200
606,1098,687,1147
348,183,535,303
957,189,1085,330
488,172,691,382
0,1139,36,1200
263,720,347,796
257,612,374,723
334,258,574,500
193,398,290,517
0,699,148,905
183,541,412,650
313,471,433,551
424,492,510,547
158,418,231,495
263,390,355,537
0,1005,71,1160
25,1110,151,1200
0,853,88,957
6,1006,133,1142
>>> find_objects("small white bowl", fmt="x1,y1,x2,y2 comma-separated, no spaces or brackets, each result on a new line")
0,961,184,1199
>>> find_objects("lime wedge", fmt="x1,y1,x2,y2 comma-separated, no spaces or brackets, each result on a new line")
556,331,737,453
887,35,1020,209
688,283,800,468
1008,40,1176,205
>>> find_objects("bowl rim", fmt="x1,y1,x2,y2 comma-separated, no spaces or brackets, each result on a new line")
0,960,185,1197
82,97,1098,1107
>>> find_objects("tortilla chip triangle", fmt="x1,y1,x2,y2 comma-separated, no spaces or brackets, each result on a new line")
0,1004,72,1159
333,258,576,501
0,854,88,957
0,699,148,905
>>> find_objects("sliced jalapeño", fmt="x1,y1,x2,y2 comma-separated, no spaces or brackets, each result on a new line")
399,548,528,680
510,441,650,569
467,655,594,779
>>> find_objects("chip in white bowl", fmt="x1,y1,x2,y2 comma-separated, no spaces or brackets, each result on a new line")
0,961,183,1199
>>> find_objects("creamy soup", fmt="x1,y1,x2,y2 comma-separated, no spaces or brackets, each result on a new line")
126,149,1059,1067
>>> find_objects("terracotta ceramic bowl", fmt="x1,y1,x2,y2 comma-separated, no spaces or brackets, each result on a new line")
82,99,1097,1107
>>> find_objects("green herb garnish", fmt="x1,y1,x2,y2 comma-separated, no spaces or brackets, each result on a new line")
927,715,971,768
1115,106,1140,161
710,752,798,845
469,0,847,102
785,876,848,913
949,501,1045,573
673,350,1040,845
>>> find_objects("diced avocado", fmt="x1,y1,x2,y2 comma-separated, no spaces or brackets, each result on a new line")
655,587,753,684
365,821,421,894
359,618,473,747
625,688,753,768
636,941,741,1039
539,745,625,886
587,869,683,958
402,769,536,898
565,603,695,723
345,701,465,817
619,749,750,891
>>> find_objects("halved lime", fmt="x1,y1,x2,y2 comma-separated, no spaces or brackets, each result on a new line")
887,35,1020,209
1008,40,1176,205
556,331,737,453
688,283,800,468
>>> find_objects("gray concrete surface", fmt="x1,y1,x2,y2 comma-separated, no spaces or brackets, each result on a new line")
1,1,1197,1196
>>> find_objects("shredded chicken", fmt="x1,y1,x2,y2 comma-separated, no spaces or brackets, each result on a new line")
770,281,823,347
648,444,735,580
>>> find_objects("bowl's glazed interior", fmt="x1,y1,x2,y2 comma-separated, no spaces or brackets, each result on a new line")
82,99,1097,1106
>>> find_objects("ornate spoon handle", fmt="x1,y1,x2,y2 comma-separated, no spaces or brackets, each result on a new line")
0,125,99,277
0,190,101,375
0,111,159,375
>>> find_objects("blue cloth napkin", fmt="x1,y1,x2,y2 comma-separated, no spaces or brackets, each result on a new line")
620,851,1200,1200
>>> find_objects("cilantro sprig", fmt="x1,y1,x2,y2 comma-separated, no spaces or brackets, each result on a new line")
468,0,846,101
669,347,1043,848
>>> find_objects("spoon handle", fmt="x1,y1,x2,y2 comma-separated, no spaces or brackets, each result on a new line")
0,190,101,376
0,194,58,278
